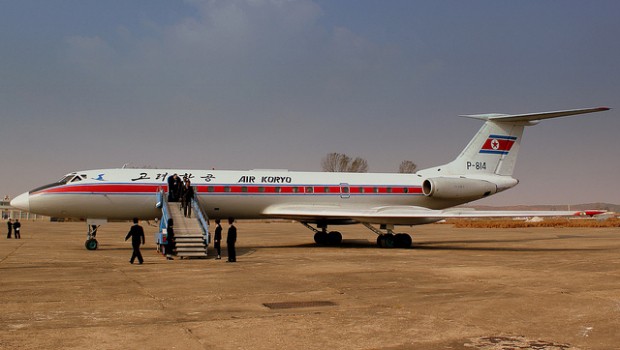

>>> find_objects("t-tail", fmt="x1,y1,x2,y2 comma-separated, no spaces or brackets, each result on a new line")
416,107,610,201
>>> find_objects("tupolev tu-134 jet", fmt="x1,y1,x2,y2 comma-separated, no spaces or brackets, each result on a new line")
11,107,610,250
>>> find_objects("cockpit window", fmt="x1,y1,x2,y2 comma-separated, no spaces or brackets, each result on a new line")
57,173,78,184
30,173,79,194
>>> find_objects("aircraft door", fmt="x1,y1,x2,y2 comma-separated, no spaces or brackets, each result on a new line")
340,183,350,199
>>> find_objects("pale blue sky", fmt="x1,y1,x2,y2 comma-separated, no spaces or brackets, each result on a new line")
1,0,618,205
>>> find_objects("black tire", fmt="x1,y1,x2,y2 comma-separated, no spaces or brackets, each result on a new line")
328,231,342,246
381,234,395,248
394,233,412,248
314,231,328,245
85,239,98,250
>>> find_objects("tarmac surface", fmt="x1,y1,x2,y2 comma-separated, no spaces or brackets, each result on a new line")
1,220,619,350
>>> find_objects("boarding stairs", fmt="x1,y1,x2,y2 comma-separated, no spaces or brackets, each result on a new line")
157,188,210,259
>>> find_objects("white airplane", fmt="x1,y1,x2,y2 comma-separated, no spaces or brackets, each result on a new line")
10,107,610,250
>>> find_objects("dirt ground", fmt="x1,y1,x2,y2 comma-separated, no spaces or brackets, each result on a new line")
1,220,619,350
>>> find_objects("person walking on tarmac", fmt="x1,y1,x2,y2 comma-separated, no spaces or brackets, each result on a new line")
13,219,21,239
165,218,175,260
226,217,237,262
214,219,222,259
125,217,145,264
6,219,12,239
182,180,194,218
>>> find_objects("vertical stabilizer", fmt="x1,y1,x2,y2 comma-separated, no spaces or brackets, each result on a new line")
452,120,524,176
418,119,525,177
416,107,609,178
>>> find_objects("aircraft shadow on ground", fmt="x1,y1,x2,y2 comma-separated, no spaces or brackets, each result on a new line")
85,246,133,251
248,237,605,253
248,239,375,250
88,236,604,255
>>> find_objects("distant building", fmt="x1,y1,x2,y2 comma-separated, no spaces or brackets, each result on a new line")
1,196,10,219
1,196,45,221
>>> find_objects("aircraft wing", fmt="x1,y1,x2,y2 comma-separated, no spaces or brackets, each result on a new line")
262,204,599,225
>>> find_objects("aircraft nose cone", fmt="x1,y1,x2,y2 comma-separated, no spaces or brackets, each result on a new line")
10,192,30,211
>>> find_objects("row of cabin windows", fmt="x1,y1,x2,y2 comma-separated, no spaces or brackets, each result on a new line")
203,186,413,194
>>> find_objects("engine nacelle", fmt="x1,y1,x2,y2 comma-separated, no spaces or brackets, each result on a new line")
422,177,497,199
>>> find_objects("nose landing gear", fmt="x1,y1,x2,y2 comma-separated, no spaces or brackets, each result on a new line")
85,224,99,250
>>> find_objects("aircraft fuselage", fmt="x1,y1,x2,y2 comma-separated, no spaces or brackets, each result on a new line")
17,168,505,224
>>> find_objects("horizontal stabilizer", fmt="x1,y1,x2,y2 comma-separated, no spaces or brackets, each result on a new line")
461,107,610,123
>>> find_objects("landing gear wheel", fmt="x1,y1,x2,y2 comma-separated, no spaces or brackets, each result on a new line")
327,231,342,246
314,231,328,245
394,233,412,248
85,238,98,250
377,234,395,248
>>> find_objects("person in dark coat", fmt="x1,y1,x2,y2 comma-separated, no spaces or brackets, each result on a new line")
167,174,182,202
6,219,12,239
213,219,222,259
125,217,145,264
226,217,237,262
13,219,20,239
182,180,194,218
166,218,175,260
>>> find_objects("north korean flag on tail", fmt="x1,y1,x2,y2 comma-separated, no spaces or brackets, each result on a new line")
479,135,517,155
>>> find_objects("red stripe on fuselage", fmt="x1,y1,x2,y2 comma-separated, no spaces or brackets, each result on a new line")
37,184,163,194
38,183,423,195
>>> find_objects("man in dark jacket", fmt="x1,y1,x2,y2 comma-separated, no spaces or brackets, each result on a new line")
182,180,194,218
13,219,20,239
6,219,12,239
214,219,222,259
167,174,182,202
165,218,175,260
226,217,237,262
125,217,145,264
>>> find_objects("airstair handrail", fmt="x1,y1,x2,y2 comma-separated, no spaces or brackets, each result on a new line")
157,187,170,233
191,188,210,244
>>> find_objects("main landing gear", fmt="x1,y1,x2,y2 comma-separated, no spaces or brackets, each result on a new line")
301,223,343,246
301,222,412,248
362,223,412,249
85,224,99,250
